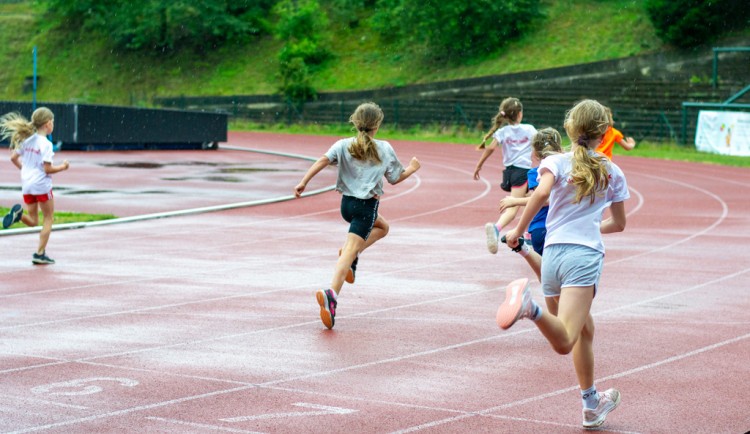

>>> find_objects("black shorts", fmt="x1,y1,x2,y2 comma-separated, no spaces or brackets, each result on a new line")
501,165,530,192
340,195,379,240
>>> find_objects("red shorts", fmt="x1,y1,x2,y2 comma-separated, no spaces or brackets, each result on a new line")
23,191,53,204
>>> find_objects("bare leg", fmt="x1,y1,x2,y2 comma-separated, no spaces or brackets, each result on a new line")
496,185,528,229
22,202,39,227
533,285,594,355
572,314,596,390
523,250,542,282
331,233,365,294
361,215,389,253
37,199,54,254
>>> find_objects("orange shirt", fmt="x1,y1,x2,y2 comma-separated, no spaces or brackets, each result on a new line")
596,127,624,160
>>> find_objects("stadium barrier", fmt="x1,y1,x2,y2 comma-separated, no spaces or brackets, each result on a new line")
0,101,227,151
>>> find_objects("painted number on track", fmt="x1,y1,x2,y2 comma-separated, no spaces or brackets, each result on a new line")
220,402,358,422
31,377,139,396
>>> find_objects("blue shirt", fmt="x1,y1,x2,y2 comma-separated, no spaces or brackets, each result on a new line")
527,167,548,232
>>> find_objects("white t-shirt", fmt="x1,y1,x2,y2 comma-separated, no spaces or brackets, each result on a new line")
324,137,405,199
540,151,629,253
17,133,54,195
492,123,536,169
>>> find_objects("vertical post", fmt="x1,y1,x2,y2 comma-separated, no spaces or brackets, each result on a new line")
712,48,718,89
681,104,687,145
32,46,37,110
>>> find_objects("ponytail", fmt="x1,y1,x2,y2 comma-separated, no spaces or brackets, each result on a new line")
478,97,523,149
348,102,383,163
0,107,54,150
570,140,609,205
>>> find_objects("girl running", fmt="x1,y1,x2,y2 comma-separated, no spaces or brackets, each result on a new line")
496,99,629,429
294,102,420,329
1,108,70,264
498,127,563,281
473,97,536,254
595,106,635,160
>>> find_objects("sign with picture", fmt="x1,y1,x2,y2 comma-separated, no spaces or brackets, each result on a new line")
695,110,750,156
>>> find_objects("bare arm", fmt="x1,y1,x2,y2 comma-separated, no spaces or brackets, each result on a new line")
393,157,420,185
504,171,554,247
601,201,627,234
618,137,636,151
473,139,498,180
10,150,22,170
294,156,330,198
44,160,70,174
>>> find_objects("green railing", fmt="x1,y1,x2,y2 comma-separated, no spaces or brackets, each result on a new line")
712,47,750,88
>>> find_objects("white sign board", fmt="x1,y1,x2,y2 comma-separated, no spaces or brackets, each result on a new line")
695,110,750,156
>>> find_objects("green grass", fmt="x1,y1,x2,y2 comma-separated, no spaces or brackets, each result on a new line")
0,0,669,105
230,119,750,168
0,206,117,229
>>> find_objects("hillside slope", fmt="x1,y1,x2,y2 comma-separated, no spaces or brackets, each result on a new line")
0,0,670,105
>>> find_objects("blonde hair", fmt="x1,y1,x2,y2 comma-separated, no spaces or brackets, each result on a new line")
348,102,383,163
532,127,562,160
0,107,54,149
563,100,610,205
479,97,523,148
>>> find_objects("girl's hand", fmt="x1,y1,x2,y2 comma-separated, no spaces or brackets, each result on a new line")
411,157,420,170
473,167,481,180
294,182,306,198
63,160,70,170
498,196,517,213
504,228,521,248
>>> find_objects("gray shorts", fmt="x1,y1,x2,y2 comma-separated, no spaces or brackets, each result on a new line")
541,244,604,297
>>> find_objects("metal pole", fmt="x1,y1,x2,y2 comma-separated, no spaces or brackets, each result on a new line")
712,49,718,89
33,46,37,110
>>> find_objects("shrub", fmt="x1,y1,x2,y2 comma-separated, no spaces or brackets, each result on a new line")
645,0,748,48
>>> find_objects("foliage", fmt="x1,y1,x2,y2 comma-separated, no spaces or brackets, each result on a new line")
645,0,748,48
370,0,542,61
274,0,331,102
39,0,274,52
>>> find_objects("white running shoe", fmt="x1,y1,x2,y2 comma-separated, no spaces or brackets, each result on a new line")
485,222,499,254
582,388,621,429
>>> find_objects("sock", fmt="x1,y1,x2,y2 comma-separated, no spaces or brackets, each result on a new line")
581,385,600,410
495,224,502,235
530,300,542,321
518,242,531,257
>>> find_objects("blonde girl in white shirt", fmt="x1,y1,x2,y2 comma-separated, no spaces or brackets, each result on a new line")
1,108,70,264
496,99,629,429
473,97,537,254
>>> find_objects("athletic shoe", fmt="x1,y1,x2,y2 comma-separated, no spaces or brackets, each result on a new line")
316,289,337,329
2,204,23,229
500,235,526,253
32,251,55,265
582,388,621,429
496,278,532,329
485,222,499,254
339,249,358,284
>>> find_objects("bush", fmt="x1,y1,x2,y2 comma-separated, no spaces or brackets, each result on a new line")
645,0,748,48
41,0,274,52
371,0,542,61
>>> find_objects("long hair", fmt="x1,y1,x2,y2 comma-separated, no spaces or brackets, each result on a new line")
478,97,523,149
563,100,610,205
348,102,383,163
532,127,563,160
0,107,54,149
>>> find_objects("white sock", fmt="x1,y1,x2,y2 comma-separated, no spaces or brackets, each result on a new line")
518,242,531,257
581,385,599,409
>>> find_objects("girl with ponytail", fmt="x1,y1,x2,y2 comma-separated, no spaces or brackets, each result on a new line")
294,102,420,329
473,97,537,254
496,99,630,429
1,107,70,264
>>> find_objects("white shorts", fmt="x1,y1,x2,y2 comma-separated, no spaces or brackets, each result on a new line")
541,243,604,297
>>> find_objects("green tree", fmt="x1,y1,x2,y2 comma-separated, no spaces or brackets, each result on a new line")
645,0,748,48
371,0,541,61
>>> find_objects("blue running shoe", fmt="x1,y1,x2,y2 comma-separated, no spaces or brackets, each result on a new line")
32,251,55,265
3,204,23,229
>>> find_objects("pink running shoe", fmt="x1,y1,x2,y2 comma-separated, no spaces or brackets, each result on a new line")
496,278,531,329
582,388,620,429
316,289,337,329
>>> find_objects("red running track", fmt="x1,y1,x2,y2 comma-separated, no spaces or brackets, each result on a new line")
1,131,749,433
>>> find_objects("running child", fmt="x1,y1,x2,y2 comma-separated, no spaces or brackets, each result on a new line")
294,102,420,329
496,99,629,429
472,97,536,254
595,106,635,160
498,127,563,281
1,108,70,264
